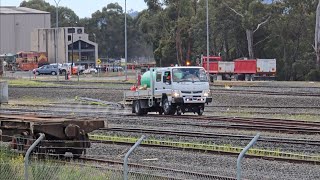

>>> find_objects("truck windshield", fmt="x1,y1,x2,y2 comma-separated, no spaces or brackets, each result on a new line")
172,68,208,82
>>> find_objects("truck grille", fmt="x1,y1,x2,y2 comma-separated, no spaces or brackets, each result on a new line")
181,91,202,94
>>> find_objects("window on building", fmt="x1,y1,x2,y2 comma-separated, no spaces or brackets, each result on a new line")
68,35,71,41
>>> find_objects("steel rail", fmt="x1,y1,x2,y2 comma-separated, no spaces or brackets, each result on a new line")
79,157,237,180
102,127,320,146
207,105,320,109
90,138,320,165
211,89,320,97
142,114,320,128
163,122,320,134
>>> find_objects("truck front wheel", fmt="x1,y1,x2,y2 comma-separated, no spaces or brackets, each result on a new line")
197,105,204,116
197,109,204,116
163,98,175,115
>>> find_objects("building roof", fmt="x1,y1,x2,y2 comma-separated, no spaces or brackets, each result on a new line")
0,6,50,14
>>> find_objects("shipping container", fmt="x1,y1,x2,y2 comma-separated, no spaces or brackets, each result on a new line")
218,62,234,73
234,59,256,74
202,61,218,73
256,59,276,73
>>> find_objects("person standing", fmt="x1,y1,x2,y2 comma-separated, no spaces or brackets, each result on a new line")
137,72,141,86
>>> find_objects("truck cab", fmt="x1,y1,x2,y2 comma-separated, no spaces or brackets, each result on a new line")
155,67,212,115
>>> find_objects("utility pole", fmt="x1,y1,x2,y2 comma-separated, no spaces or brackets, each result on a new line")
54,0,61,81
206,0,210,78
125,0,128,81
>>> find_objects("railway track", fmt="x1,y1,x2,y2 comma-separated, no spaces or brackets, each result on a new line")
2,102,320,119
211,89,320,97
101,127,320,146
10,85,320,97
125,114,320,134
207,105,320,109
78,157,236,180
3,102,320,110
1,108,320,134
1,113,319,165
90,135,320,165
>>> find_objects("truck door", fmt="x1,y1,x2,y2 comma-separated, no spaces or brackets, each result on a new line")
163,71,172,91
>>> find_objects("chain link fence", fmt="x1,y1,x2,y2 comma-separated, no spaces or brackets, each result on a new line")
1,133,320,180
0,135,235,180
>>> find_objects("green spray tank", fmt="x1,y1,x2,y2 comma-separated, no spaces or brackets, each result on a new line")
140,70,156,88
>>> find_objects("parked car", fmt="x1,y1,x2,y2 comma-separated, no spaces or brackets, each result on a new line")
33,65,59,75
83,67,98,74
59,63,85,75
106,66,123,72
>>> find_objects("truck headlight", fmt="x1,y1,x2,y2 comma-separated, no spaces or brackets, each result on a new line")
203,90,210,97
171,90,181,98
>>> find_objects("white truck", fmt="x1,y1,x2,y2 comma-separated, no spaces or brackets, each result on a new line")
124,66,212,116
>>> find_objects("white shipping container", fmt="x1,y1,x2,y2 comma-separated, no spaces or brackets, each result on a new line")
257,59,276,73
218,62,234,73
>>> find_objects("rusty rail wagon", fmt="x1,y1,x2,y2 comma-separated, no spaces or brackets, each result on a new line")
0,114,104,157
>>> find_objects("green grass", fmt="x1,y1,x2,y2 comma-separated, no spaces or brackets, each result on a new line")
89,134,320,162
8,79,57,87
0,146,122,180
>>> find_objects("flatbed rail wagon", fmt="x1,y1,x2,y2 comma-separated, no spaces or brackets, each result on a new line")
0,114,104,157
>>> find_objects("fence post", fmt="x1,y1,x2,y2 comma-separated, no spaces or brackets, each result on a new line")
237,133,260,180
123,135,146,180
77,71,80,82
24,133,45,180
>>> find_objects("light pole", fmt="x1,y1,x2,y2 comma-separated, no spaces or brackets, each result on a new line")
124,0,128,81
54,0,61,81
206,0,209,79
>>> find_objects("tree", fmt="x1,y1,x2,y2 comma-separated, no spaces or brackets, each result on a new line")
223,0,271,58
20,0,79,27
315,0,320,70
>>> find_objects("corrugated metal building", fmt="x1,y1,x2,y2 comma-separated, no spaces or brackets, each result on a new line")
0,6,50,54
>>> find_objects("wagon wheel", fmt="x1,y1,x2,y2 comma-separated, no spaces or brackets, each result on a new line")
11,135,25,152
72,130,88,159
71,148,83,159
10,135,18,149
23,135,34,151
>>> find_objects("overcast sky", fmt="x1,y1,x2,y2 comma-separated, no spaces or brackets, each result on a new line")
0,0,148,18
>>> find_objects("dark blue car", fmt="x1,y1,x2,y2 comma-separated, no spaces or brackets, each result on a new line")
33,65,59,75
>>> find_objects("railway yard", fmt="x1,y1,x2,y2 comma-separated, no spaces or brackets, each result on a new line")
1,78,320,179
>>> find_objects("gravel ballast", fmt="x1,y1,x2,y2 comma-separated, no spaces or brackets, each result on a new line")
3,81,320,180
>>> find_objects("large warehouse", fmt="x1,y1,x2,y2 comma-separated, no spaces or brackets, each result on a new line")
0,6,51,54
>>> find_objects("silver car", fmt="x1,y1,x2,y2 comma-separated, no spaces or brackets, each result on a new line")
33,65,59,75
